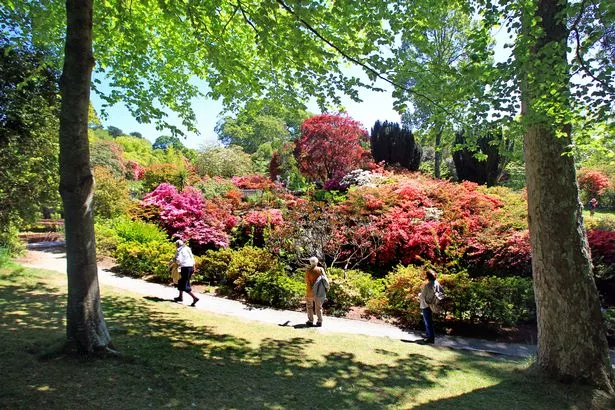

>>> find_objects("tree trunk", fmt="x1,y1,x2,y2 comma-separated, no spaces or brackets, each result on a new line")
60,0,112,353
434,124,442,179
521,0,613,391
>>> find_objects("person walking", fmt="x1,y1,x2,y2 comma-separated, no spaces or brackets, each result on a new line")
418,269,444,344
589,197,598,217
305,256,327,327
172,239,199,306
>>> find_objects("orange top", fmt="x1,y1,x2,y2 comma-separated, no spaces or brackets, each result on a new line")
305,267,322,298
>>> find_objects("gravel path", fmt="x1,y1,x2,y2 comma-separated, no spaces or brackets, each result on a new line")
17,248,612,363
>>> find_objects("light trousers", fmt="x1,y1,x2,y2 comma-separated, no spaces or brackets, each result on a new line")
306,297,323,323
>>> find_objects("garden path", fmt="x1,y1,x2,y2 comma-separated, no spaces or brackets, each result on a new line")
16,248,615,364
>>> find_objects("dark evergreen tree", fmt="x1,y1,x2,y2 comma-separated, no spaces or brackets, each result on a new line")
106,125,124,138
452,127,513,186
370,121,422,171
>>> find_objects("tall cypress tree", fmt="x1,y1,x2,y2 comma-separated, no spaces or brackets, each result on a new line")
370,120,422,171
452,127,513,186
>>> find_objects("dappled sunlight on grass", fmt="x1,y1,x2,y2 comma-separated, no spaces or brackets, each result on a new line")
0,266,594,409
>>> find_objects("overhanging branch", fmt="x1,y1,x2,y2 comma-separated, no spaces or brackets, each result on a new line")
275,0,463,121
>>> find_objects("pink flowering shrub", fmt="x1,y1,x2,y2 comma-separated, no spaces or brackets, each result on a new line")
240,209,284,246
126,160,145,181
141,183,237,248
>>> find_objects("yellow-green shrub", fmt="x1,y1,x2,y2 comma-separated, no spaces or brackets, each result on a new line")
245,270,304,308
194,248,233,283
326,268,385,315
115,240,175,279
220,246,281,295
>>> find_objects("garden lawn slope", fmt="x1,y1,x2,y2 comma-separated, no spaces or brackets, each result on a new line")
0,263,595,409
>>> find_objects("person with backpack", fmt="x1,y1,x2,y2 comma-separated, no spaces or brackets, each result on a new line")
418,269,444,344
172,239,199,307
305,256,329,327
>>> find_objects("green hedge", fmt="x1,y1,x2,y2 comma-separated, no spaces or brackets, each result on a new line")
246,271,304,309
194,248,233,283
365,266,535,327
441,273,535,326
326,268,384,315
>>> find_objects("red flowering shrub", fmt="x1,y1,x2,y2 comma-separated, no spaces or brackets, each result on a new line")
578,169,611,200
587,229,615,264
295,113,372,186
126,160,145,181
486,230,532,275
329,174,506,267
232,174,276,190
141,183,237,248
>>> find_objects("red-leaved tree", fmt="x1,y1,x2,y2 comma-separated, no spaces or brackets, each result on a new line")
295,113,371,186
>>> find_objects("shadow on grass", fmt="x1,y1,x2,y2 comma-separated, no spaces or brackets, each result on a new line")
0,268,586,409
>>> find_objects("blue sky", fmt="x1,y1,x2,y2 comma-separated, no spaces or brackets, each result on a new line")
90,75,401,150
90,27,512,150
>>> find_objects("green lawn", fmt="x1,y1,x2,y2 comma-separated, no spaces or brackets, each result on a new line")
0,263,595,409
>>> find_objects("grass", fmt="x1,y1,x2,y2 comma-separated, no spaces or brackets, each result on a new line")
0,263,596,409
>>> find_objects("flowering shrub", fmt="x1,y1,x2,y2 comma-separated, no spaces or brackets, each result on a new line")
466,230,533,277
240,209,284,246
126,160,145,181
231,174,275,190
142,183,237,248
578,169,611,200
327,174,506,267
587,229,615,264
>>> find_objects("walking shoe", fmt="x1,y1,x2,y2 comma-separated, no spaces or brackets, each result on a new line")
173,297,183,302
190,298,199,307
420,338,435,344
305,321,314,327
314,322,322,327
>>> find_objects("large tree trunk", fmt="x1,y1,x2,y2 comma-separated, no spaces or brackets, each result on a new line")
521,0,613,391
59,0,112,353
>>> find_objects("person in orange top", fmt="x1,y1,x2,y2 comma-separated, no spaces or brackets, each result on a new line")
305,256,325,327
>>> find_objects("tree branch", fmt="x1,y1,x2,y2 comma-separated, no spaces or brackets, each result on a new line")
570,0,615,95
275,0,462,121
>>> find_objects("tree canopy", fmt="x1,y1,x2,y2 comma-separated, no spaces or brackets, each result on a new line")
0,35,60,251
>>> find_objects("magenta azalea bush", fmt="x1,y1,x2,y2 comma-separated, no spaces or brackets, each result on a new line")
142,183,237,247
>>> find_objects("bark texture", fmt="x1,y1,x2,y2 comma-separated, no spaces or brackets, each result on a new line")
522,0,613,391
60,0,111,353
